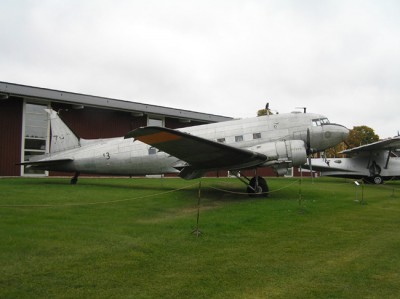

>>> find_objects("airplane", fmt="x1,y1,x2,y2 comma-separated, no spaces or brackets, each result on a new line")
304,136,400,184
20,108,349,196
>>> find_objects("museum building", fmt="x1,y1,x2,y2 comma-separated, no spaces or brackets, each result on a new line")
0,81,232,177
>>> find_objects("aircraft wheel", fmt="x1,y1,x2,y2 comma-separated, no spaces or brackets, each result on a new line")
70,172,80,185
373,175,383,185
247,176,269,197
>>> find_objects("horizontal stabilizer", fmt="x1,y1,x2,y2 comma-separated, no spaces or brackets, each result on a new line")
18,158,73,168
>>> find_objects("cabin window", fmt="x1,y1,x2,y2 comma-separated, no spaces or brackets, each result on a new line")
148,147,157,155
235,135,244,142
217,138,226,143
253,133,261,139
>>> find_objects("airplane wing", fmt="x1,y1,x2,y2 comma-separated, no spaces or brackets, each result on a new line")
341,136,400,154
125,126,267,175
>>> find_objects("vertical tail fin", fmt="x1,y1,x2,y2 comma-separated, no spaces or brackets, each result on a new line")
45,109,80,153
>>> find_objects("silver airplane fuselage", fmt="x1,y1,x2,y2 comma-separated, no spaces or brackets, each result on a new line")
32,111,349,177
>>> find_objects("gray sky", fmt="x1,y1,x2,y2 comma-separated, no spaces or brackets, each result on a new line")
1,0,399,137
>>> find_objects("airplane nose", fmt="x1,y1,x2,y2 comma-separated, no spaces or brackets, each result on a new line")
311,124,349,151
324,124,350,145
339,125,350,140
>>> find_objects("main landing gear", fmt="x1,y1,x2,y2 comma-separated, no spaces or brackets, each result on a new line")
70,172,80,185
232,171,269,197
367,161,383,184
365,175,383,185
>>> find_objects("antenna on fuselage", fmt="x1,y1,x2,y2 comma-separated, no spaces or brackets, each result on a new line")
296,107,307,113
266,103,272,115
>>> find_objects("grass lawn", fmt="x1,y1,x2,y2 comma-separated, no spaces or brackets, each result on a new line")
1,177,400,298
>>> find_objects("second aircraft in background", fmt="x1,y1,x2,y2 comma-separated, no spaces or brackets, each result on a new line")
305,136,400,184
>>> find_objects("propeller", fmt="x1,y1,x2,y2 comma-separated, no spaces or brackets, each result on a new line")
306,128,314,182
306,128,312,155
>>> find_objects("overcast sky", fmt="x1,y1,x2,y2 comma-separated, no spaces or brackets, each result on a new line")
1,0,399,137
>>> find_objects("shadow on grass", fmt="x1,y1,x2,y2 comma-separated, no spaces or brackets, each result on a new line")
34,178,197,192
30,178,254,200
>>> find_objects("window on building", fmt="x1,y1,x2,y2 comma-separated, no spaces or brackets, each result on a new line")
148,117,164,127
23,102,49,175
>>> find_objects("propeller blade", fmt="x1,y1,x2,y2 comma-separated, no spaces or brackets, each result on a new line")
306,128,311,155
306,128,314,182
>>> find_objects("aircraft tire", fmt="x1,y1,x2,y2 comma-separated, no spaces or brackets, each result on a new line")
70,172,80,185
247,176,269,197
373,175,383,185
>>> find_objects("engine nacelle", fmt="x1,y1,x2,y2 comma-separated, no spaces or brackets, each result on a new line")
250,140,307,168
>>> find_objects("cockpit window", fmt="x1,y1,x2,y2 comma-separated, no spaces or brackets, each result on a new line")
312,118,330,126
312,119,321,126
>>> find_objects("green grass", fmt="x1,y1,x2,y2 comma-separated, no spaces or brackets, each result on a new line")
1,177,400,298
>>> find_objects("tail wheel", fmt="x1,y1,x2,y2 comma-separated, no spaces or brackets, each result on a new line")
70,172,80,185
247,176,269,197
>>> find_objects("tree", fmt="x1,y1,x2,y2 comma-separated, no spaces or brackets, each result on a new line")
257,103,274,116
346,125,379,148
257,108,273,116
325,125,379,158
324,142,347,158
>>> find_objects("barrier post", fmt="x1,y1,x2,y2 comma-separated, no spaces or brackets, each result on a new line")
192,181,202,237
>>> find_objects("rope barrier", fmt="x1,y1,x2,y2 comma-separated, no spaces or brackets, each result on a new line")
207,179,300,195
2,177,398,209
0,183,198,208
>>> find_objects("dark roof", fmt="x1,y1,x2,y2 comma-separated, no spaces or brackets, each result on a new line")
0,81,232,123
